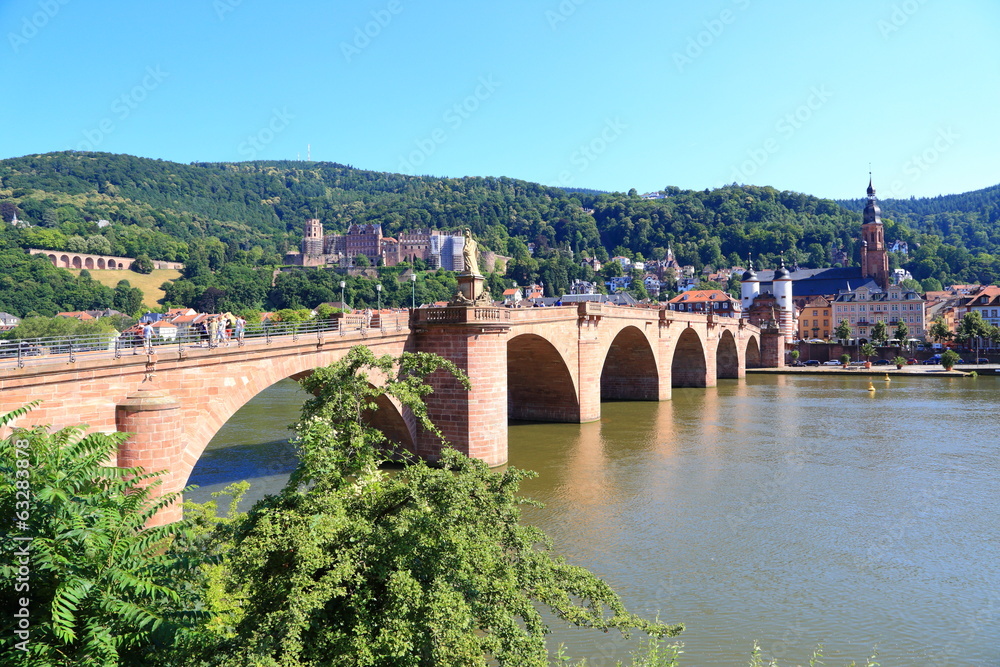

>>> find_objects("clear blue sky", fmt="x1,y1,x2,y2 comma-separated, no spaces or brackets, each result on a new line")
2,0,998,200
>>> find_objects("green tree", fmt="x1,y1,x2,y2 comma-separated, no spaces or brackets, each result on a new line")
132,254,154,274
835,318,852,343
920,277,943,292
353,254,371,267
871,320,888,347
893,320,909,344
206,347,680,666
955,311,992,361
114,280,145,315
860,342,876,362
629,277,650,301
4,316,115,341
0,404,202,667
929,317,952,344
940,349,960,370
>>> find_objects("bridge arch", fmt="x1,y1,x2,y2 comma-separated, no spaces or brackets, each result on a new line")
717,330,740,379
672,327,707,387
745,336,761,368
59,254,70,267
601,325,658,400
84,257,95,269
507,333,579,421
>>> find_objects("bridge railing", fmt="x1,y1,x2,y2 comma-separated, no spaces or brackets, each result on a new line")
0,311,412,368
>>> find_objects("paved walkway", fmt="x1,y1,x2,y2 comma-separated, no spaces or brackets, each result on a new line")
749,364,997,377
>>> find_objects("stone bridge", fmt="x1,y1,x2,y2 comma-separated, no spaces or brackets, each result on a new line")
0,304,779,523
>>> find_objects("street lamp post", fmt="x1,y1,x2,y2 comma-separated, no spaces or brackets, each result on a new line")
340,281,346,311
376,283,382,314
411,273,417,310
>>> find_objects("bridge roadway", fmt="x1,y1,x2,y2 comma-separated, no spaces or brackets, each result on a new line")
0,303,777,523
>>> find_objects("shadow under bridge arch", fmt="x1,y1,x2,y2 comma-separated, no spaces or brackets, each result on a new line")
745,336,761,369
507,333,580,422
672,327,708,388
717,329,740,379
601,326,659,400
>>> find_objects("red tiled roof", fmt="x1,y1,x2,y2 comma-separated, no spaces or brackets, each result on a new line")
668,289,734,304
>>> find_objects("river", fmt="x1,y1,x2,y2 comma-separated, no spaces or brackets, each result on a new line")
187,374,1000,666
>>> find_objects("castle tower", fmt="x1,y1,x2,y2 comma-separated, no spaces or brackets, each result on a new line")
302,218,324,256
860,178,889,289
740,257,760,313
773,257,795,338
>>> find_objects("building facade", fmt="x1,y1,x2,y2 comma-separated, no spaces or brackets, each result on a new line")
667,289,741,317
797,296,833,340
832,283,925,341
289,219,465,270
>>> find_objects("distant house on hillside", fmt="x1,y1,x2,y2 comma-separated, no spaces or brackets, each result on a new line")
0,312,21,330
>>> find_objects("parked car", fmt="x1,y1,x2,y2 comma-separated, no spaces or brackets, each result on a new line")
923,354,943,365
803,360,820,366
822,360,841,366
907,358,918,365
872,359,891,366
976,358,990,364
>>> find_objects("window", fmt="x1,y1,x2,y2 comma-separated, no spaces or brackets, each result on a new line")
824,319,829,326
813,310,818,316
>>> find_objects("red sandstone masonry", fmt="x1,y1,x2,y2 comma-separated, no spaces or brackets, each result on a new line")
1,308,762,523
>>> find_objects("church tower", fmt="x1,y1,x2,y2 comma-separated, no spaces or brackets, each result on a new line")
859,177,889,290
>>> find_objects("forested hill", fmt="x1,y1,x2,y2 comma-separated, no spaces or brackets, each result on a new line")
1,151,999,306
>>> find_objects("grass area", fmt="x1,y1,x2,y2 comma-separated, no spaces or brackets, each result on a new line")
69,269,181,309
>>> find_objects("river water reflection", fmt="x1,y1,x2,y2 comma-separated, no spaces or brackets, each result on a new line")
188,374,1000,666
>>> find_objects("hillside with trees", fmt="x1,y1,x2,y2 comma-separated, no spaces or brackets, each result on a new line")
1,151,998,315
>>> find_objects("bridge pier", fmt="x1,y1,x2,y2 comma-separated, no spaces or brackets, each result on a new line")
413,307,510,466
759,327,787,368
115,387,185,526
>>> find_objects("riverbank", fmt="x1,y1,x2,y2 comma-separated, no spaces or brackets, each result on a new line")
748,365,998,376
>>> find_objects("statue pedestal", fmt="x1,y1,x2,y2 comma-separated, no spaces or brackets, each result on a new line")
452,273,490,305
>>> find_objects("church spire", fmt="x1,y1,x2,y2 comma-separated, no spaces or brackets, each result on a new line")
860,175,888,290
863,174,882,225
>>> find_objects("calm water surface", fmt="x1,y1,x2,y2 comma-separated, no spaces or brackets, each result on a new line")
188,374,1000,666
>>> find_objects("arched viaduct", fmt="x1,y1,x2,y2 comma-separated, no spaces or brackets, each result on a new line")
28,248,184,271
0,304,778,523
